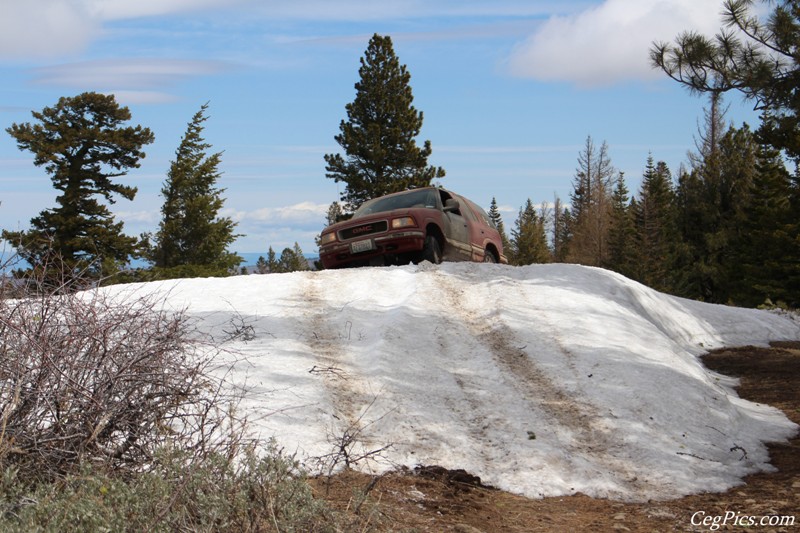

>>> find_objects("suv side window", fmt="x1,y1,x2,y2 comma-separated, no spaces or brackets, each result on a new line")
459,197,479,223
439,190,462,216
468,200,494,228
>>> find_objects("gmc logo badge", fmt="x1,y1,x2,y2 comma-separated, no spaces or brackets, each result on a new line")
352,225,372,234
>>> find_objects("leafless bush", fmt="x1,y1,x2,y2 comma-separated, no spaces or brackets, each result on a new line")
0,262,245,481
313,396,395,482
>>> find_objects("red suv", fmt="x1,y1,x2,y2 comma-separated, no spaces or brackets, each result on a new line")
319,187,507,269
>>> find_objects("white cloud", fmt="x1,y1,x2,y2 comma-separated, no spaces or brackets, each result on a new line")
507,0,725,86
256,0,583,21
235,201,328,225
109,91,181,105
0,0,583,61
30,58,231,90
0,0,98,59
84,0,248,20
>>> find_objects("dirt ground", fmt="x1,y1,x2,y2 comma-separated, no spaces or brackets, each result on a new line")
310,341,800,532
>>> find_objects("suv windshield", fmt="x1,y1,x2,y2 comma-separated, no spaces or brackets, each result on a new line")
353,189,439,218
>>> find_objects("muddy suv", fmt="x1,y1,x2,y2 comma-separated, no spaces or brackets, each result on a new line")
319,187,507,269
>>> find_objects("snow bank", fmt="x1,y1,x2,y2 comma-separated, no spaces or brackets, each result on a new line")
107,262,800,501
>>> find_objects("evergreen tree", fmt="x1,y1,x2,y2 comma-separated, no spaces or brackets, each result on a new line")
276,243,309,273
672,166,709,299
324,33,445,212
292,242,309,271
606,172,637,279
145,103,241,278
673,125,760,303
266,246,279,273
487,197,511,253
566,136,615,266
510,199,550,265
552,195,571,262
736,141,797,305
325,201,345,225
633,156,676,292
652,0,800,160
688,93,729,170
255,255,269,274
3,92,154,278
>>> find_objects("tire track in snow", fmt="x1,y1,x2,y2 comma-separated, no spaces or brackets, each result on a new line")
430,269,645,492
299,273,367,431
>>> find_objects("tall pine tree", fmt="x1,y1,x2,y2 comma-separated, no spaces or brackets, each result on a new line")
488,197,511,254
145,103,241,278
566,136,615,266
606,172,637,279
633,156,676,292
510,199,550,265
324,34,445,212
736,141,797,306
3,92,154,279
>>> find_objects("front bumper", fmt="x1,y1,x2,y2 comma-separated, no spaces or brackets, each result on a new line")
320,230,426,269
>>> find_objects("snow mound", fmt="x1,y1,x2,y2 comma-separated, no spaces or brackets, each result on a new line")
108,262,800,501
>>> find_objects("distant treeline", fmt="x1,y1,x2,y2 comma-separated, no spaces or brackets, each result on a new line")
498,99,798,308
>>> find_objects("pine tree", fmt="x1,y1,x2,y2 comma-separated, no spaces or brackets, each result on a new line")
324,34,445,212
652,0,800,160
255,255,269,274
566,136,615,266
633,156,676,292
325,201,345,225
266,246,278,273
673,124,760,303
145,103,241,278
292,242,309,271
552,195,571,262
3,92,154,279
488,197,511,253
736,141,796,306
276,243,309,273
510,199,550,265
606,172,638,279
672,166,709,299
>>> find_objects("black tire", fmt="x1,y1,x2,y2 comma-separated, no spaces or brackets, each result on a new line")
421,235,442,264
483,249,497,263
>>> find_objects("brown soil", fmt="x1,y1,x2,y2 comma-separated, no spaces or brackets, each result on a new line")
310,341,800,532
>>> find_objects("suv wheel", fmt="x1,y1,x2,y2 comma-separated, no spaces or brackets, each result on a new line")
421,235,442,264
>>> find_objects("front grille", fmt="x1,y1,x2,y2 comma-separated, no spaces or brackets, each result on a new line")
340,220,388,241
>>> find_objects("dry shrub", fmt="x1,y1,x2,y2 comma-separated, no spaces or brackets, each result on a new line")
0,259,241,481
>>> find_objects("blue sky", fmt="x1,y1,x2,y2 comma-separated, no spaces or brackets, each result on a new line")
0,0,761,256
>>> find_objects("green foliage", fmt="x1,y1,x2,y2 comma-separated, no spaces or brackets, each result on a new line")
651,0,800,161
565,136,615,266
279,243,310,273
734,140,799,305
255,255,270,274
257,244,309,274
633,157,677,292
488,197,511,253
0,446,336,532
605,173,637,279
324,34,445,212
552,196,571,262
2,92,153,278
144,103,241,276
510,199,550,265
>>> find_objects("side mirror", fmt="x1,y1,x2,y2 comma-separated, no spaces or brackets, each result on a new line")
443,198,460,213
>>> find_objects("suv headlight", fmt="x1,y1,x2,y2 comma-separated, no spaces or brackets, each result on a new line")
320,232,337,245
391,216,416,229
